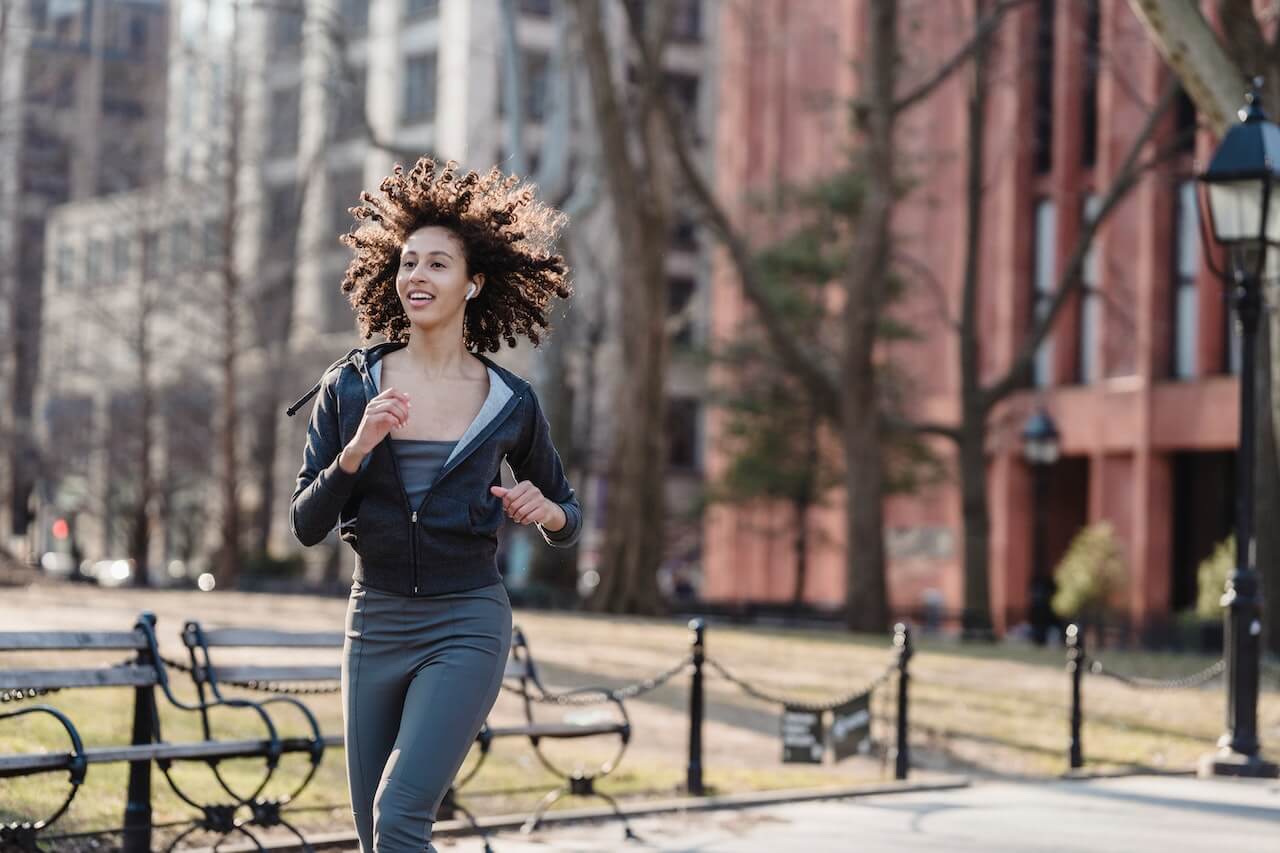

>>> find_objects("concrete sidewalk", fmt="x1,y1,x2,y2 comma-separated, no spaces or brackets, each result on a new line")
433,775,1280,852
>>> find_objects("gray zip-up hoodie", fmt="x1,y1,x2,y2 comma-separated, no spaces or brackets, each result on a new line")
286,341,581,596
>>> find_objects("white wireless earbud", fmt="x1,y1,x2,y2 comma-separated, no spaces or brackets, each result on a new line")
466,283,477,300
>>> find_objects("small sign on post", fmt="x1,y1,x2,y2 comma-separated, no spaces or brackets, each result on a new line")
781,705,824,763
829,693,872,762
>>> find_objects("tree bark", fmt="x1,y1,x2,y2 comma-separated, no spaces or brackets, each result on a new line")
955,0,994,639
841,0,897,634
215,3,244,589
1126,0,1243,133
573,0,669,614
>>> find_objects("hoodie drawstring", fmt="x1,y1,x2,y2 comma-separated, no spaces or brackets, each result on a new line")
285,347,361,417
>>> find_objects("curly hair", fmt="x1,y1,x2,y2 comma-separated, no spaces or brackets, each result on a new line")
338,158,571,351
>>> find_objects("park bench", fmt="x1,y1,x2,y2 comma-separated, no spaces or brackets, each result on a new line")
1,610,637,852
0,612,327,853
179,620,637,841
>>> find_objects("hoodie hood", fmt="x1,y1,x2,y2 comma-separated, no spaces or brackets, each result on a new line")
285,341,530,417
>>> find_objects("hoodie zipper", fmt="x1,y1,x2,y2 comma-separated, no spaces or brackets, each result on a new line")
382,439,420,594
353,346,424,595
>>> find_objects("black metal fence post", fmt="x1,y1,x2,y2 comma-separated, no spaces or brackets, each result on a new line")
123,611,158,853
687,618,705,795
1067,622,1085,770
894,623,911,781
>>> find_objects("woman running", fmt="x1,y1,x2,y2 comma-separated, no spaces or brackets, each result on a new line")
287,158,580,852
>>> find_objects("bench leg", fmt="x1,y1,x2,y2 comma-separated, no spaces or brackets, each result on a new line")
591,789,641,842
444,795,493,853
519,786,565,835
122,684,158,853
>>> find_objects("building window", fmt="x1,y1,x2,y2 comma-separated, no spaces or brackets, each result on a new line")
265,184,299,249
112,234,130,280
1175,86,1198,153
518,0,553,16
334,67,367,141
128,14,147,55
271,6,304,51
171,222,192,269
55,248,76,291
341,0,369,35
497,51,550,122
1032,199,1056,387
1172,181,1199,379
142,230,160,280
671,213,698,252
84,238,103,286
331,169,365,235
1081,0,1099,168
1078,195,1100,383
665,72,699,121
1032,0,1055,174
670,0,702,42
668,276,697,348
203,219,224,263
402,53,438,124
667,397,701,471
268,87,300,156
405,0,440,19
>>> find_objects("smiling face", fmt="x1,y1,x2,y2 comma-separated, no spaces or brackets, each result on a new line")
395,225,484,330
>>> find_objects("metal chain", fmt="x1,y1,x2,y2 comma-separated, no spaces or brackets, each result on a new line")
703,656,896,712
1087,657,1226,690
3,655,139,703
503,655,695,706
1,687,61,703
158,655,341,696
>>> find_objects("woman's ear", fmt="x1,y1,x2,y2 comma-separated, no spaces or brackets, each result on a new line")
469,273,485,299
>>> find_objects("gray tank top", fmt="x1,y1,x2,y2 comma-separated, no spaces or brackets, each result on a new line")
390,439,457,508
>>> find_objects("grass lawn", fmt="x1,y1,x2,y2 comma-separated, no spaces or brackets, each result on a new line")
2,583,1278,846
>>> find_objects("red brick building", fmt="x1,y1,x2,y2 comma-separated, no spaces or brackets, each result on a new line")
702,0,1237,634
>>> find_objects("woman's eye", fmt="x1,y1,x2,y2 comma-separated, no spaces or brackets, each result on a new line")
430,262,445,269
401,260,414,269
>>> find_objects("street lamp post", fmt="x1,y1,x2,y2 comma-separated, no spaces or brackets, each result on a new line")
1022,409,1061,646
1196,79,1280,778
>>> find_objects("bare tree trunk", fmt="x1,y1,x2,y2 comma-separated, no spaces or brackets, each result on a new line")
790,408,817,609
128,286,154,587
528,243,581,596
840,0,898,634
572,0,669,614
958,0,994,639
216,3,244,589
1126,0,1243,132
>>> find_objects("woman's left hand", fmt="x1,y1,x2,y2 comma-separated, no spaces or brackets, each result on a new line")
491,481,562,527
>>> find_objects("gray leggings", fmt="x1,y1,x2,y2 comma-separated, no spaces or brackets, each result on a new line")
341,578,513,852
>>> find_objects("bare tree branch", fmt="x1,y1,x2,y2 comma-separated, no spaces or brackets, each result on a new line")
981,78,1179,408
622,5,842,420
891,0,1035,115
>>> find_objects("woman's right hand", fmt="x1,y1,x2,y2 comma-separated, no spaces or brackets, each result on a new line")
341,388,412,469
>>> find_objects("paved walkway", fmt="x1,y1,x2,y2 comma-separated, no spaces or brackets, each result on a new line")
432,775,1280,852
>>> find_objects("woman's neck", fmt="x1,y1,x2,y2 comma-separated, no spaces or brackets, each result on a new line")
402,328,475,379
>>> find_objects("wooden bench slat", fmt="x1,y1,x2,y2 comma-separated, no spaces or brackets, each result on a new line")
0,631,146,652
206,665,339,683
0,665,157,691
486,722,625,739
0,737,335,775
192,629,345,648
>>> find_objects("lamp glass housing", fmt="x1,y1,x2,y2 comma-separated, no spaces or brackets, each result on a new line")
1205,179,1280,246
